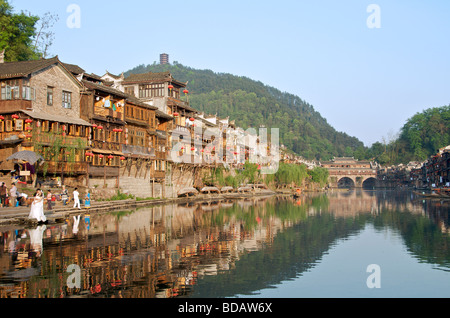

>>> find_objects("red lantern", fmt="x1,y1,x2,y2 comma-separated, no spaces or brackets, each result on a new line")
12,114,19,119
183,89,189,94
173,112,179,117
98,126,103,130
25,119,33,123
99,155,104,159
26,134,32,139
92,124,98,129
108,155,114,159
191,147,195,151
190,117,195,122
0,115,4,121
120,156,125,161
168,84,174,90
25,126,32,131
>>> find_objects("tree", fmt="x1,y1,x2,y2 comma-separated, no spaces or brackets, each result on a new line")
0,0,57,61
33,11,59,58
0,0,40,61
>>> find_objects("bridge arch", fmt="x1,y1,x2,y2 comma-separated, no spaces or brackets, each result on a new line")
337,177,355,188
362,177,376,189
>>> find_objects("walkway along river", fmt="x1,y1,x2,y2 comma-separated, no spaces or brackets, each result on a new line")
0,189,448,298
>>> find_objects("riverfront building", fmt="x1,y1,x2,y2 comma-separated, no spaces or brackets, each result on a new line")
0,55,271,198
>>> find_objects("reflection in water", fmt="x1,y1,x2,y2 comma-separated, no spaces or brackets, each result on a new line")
0,190,448,298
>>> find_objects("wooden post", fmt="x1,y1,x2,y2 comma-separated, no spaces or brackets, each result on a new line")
152,178,155,197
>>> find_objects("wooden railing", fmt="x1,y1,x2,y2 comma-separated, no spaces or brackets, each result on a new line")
34,134,87,147
153,170,165,180
88,165,120,177
38,161,88,174
91,140,121,152
94,107,124,121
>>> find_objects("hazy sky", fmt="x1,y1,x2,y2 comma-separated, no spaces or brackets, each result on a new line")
10,0,450,146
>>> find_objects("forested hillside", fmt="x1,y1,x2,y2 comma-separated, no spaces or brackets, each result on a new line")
367,105,450,165
124,62,364,160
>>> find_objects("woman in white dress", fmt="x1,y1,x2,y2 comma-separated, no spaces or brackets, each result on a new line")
28,189,46,223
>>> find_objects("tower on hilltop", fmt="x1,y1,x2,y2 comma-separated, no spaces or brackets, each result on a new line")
160,53,169,65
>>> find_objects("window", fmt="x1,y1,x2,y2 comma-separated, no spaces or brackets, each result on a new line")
5,120,12,132
124,86,135,97
22,86,35,101
15,120,23,131
22,79,34,101
1,80,19,100
62,91,72,109
47,87,53,106
139,84,164,98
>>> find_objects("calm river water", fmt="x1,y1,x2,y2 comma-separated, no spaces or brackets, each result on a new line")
0,190,449,298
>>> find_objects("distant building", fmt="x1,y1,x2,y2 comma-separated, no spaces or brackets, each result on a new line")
160,53,169,65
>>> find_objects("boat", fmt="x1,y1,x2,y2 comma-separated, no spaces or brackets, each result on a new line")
413,190,450,199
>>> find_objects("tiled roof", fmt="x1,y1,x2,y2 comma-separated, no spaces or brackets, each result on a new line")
156,110,173,120
123,71,171,83
123,71,186,86
20,110,92,126
125,94,158,110
82,79,128,98
62,62,85,75
0,56,60,79
82,79,158,110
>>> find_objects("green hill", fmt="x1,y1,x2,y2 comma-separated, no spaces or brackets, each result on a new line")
124,62,365,160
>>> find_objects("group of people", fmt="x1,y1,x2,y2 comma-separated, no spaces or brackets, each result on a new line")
0,182,28,208
28,186,91,223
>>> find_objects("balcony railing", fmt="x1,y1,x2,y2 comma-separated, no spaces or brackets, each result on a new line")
94,107,124,121
91,140,121,152
38,161,88,175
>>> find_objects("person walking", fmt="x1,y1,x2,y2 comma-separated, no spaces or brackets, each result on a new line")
0,182,7,208
9,183,17,208
73,188,81,209
46,190,53,210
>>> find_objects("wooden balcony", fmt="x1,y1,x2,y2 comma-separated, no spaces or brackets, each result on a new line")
0,99,32,113
34,134,88,147
153,170,165,180
88,165,120,177
38,161,88,175
94,107,124,121
155,151,166,160
91,140,122,152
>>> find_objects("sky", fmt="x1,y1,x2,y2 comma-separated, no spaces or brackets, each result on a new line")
10,0,450,147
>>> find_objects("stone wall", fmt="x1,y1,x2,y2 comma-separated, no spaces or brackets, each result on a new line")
30,65,81,118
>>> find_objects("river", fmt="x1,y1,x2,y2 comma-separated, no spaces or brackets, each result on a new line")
0,190,449,298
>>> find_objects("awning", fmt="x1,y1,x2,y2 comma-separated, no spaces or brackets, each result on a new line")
20,110,92,126
90,148,125,156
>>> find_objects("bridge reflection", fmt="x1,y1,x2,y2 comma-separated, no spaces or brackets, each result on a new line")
0,190,448,298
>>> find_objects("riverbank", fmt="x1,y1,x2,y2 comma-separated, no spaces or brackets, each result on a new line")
0,188,278,229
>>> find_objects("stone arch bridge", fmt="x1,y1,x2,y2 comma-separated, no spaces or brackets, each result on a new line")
321,157,378,188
